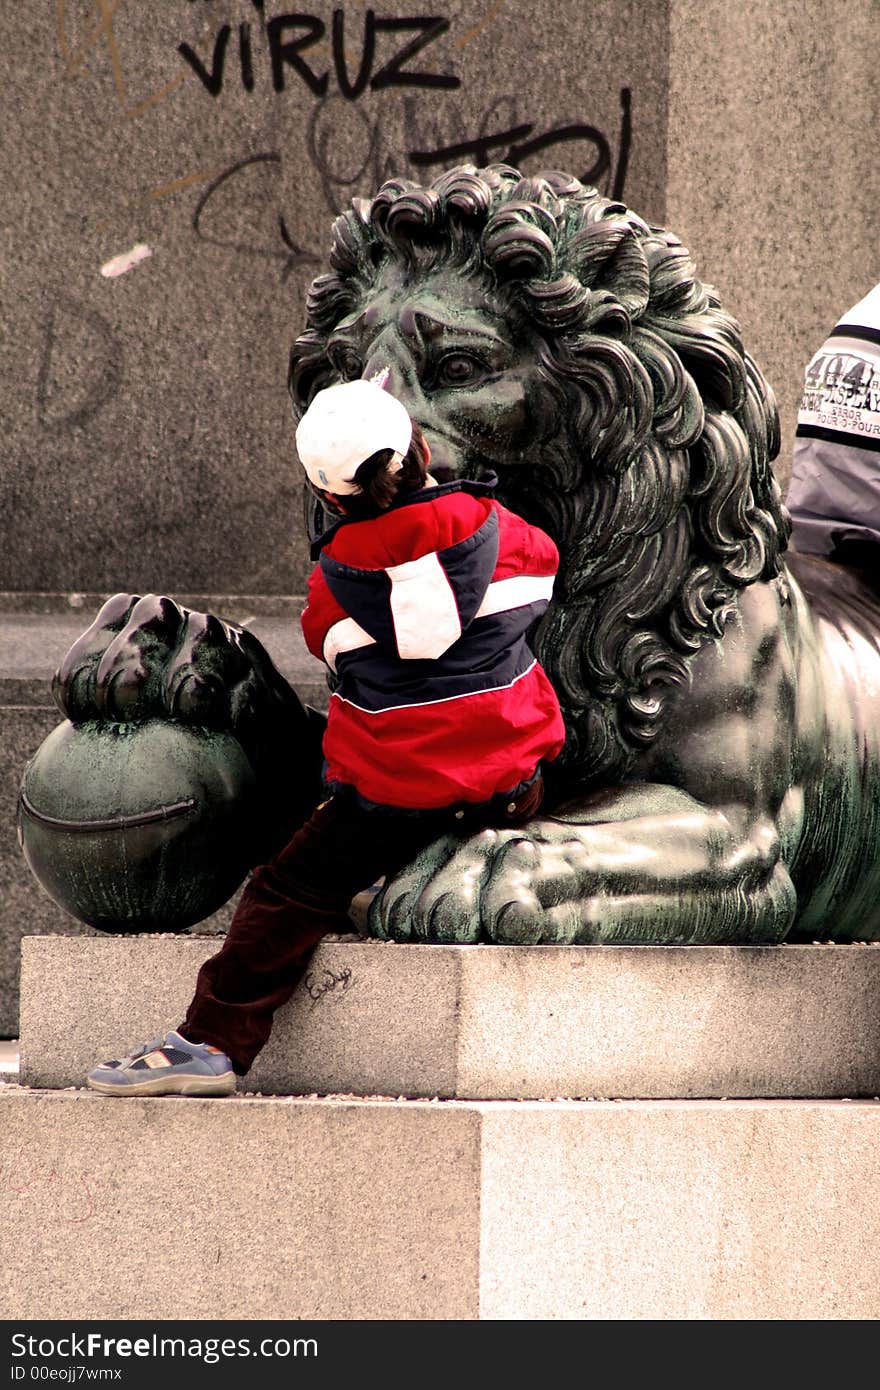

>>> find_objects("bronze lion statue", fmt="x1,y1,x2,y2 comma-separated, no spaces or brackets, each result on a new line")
35,165,880,944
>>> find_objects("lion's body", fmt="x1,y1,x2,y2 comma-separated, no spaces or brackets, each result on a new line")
627,560,880,943
287,165,880,945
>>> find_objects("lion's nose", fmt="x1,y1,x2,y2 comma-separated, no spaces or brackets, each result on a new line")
361,356,418,400
421,433,465,483
361,358,435,432
359,357,464,480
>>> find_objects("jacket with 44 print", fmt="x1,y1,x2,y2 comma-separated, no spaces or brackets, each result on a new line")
301,479,566,810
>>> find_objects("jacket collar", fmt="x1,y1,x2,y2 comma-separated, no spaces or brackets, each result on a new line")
310,473,497,559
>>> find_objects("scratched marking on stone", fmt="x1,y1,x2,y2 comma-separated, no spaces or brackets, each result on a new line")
100,242,152,278
36,295,122,429
148,170,224,202
455,0,507,48
303,966,354,1007
96,168,225,234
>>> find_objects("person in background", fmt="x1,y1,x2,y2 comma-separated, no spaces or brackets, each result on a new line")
787,282,880,570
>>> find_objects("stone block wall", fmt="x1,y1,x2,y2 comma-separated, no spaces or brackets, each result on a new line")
2,2,874,594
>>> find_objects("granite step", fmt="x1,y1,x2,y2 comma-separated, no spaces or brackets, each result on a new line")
20,937,880,1100
3,1085,879,1320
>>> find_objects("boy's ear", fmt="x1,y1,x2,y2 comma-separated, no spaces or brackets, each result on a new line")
421,437,431,466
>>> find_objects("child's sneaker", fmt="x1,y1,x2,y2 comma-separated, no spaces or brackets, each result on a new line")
87,1030,236,1097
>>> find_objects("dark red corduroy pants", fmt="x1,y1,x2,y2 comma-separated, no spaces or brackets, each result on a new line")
179,777,543,1074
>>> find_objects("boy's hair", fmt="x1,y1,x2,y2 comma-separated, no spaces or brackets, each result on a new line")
346,422,430,515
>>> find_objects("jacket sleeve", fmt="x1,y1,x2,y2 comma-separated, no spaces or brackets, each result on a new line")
491,502,559,580
300,563,349,664
381,502,559,658
309,495,557,666
318,500,501,663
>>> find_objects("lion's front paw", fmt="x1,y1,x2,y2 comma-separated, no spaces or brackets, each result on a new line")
371,824,593,944
51,593,324,860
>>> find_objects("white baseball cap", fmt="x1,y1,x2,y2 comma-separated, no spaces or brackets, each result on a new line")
295,379,413,495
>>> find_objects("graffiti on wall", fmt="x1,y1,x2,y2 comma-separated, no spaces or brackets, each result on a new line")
46,1,636,427
59,1,634,240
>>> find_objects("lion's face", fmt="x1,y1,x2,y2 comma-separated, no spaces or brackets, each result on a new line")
320,262,562,526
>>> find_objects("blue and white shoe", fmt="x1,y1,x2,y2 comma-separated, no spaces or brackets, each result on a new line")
87,1030,236,1097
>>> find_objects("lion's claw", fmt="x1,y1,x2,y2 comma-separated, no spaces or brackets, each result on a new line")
372,822,590,944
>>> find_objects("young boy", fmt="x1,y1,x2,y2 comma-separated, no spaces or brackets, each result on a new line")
87,378,565,1096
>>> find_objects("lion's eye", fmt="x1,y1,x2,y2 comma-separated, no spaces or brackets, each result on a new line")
330,345,363,381
436,352,486,388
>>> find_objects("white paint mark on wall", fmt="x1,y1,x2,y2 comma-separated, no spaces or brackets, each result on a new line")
100,243,152,278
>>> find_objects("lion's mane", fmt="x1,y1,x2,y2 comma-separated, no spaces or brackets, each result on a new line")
289,166,790,792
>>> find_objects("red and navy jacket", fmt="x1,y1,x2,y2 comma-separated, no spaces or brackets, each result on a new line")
301,479,565,810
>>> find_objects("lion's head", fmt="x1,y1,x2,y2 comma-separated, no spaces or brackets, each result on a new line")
289,165,790,792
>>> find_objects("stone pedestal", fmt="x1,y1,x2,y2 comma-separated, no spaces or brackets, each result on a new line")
9,937,880,1319
2,1087,879,1320
20,937,880,1099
